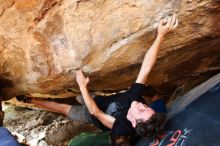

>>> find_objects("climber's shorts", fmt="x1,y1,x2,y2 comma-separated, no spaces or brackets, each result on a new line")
67,105,94,124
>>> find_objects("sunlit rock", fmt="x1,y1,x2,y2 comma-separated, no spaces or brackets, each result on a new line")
0,0,219,100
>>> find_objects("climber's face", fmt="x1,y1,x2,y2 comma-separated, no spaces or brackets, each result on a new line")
127,101,155,127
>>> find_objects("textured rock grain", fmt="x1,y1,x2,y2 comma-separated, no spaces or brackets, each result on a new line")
0,0,219,100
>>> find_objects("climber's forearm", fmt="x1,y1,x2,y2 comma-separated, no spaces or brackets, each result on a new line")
79,85,100,115
79,85,115,129
76,70,115,129
136,15,178,84
142,35,164,72
136,35,164,84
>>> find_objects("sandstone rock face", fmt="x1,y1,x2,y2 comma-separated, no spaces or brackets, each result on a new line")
0,0,219,100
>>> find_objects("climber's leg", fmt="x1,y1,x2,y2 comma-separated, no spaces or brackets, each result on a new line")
16,95,71,116
31,99,71,116
16,95,91,122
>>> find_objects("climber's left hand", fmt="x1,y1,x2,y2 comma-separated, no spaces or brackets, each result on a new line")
158,14,178,37
76,70,90,88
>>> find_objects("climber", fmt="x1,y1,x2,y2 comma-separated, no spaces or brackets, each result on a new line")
16,14,178,138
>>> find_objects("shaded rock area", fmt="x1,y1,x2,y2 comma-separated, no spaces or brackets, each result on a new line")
3,103,97,146
0,0,219,102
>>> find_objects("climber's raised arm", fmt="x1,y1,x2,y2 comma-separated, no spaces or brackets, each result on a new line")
76,70,115,129
136,15,178,84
